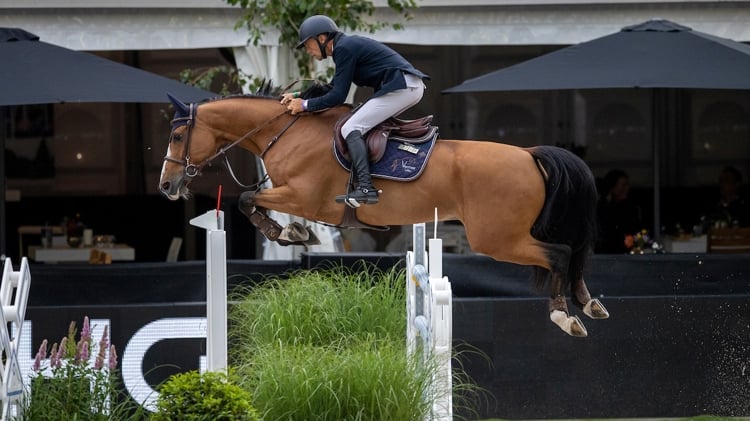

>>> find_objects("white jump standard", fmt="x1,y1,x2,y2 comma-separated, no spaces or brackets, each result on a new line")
0,257,31,420
406,222,453,421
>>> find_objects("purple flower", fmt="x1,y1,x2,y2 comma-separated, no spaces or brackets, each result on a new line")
33,339,47,372
81,316,91,344
108,345,118,370
57,337,67,359
49,342,59,369
76,339,89,364
55,337,67,369
94,326,109,370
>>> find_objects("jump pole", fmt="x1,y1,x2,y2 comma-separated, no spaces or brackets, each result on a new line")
407,211,453,420
189,185,227,372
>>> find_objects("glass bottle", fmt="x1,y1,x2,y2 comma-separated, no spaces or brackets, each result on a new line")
66,213,85,248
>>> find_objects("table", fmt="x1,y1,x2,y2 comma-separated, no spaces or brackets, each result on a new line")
28,244,135,263
663,235,707,253
17,225,65,259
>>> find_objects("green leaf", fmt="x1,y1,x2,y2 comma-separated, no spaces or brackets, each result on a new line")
182,0,419,92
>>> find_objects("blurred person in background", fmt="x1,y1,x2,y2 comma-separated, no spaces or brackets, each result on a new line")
596,169,642,253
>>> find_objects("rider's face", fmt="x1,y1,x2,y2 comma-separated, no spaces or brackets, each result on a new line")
304,36,325,60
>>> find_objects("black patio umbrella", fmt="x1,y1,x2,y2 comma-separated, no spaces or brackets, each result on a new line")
0,27,214,105
443,19,750,241
443,19,750,92
0,28,217,257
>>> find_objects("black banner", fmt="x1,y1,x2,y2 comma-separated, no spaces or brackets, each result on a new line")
15,253,750,418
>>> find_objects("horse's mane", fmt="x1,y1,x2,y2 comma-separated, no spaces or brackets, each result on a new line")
192,80,352,119
200,79,332,103
200,79,282,103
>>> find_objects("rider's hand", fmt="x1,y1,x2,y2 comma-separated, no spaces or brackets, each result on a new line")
279,92,299,105
286,98,305,115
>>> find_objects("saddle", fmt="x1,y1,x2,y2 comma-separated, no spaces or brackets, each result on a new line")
333,112,435,162
331,111,438,232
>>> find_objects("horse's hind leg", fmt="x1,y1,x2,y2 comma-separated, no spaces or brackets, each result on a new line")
549,281,589,337
238,191,320,246
539,243,589,337
571,277,610,319
484,238,588,337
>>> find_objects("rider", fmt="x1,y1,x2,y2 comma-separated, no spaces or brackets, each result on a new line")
281,14,429,208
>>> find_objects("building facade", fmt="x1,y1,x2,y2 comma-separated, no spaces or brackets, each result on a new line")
3,0,750,257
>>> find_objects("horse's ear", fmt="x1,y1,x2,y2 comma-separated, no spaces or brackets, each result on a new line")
166,93,190,115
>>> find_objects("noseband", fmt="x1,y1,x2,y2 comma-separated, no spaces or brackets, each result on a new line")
164,100,300,186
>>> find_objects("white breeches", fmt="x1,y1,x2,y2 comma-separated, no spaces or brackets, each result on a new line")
341,73,425,138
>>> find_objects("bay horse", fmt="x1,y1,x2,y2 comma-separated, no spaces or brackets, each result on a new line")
159,86,609,337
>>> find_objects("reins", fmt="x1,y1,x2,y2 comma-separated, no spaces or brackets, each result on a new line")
165,100,301,189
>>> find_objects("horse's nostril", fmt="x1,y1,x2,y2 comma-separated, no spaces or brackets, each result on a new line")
160,181,171,192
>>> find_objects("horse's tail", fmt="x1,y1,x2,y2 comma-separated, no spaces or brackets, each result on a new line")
528,145,598,292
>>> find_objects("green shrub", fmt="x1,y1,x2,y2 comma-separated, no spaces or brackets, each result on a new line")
228,264,444,421
151,370,258,421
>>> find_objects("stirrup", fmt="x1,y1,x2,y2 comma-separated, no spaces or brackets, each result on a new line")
335,187,380,208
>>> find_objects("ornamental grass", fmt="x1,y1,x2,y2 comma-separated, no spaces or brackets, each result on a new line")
228,263,479,421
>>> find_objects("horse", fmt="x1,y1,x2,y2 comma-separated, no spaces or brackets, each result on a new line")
159,85,609,337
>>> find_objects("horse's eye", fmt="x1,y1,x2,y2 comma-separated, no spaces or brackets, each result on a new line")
172,133,183,142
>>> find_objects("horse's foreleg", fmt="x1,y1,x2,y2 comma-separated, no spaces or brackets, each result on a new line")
571,277,610,320
238,192,284,241
238,191,320,246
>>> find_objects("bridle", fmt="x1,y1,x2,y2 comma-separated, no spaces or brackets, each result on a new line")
164,100,301,188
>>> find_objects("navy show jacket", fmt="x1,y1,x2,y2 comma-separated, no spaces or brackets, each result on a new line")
306,32,430,112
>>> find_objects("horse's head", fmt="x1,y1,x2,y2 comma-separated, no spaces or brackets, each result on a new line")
159,93,217,200
159,85,342,201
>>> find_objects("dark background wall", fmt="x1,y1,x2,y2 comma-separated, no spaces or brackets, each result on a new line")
6,194,259,262
14,253,750,419
5,184,735,265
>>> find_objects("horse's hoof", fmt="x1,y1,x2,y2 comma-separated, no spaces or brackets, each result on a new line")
277,223,321,246
583,298,610,319
278,222,310,244
550,310,588,337
568,315,588,337
303,226,321,246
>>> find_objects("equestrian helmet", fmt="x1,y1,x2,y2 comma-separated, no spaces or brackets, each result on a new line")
296,15,339,49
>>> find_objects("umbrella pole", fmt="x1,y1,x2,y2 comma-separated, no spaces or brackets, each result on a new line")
651,89,661,242
651,88,666,244
653,132,661,243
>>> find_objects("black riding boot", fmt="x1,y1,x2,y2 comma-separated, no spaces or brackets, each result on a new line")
336,130,379,207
